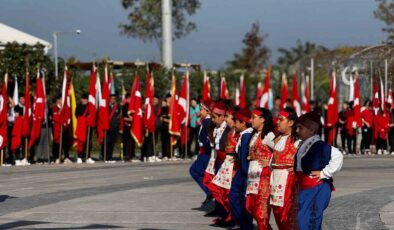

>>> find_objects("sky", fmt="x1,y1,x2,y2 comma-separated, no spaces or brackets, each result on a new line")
0,0,387,69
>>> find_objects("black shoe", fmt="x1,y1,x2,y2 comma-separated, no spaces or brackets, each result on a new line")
202,195,213,205
204,209,221,217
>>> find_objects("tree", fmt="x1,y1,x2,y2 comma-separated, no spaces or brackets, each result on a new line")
0,42,58,102
119,0,201,49
374,0,394,42
277,40,328,71
226,22,270,74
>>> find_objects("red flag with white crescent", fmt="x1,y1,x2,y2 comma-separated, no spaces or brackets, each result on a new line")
22,72,31,138
29,71,46,147
239,75,246,108
280,73,288,109
260,66,271,108
87,66,97,127
169,74,181,145
143,69,156,132
353,72,362,127
292,73,301,116
130,72,144,146
0,73,8,149
326,71,338,144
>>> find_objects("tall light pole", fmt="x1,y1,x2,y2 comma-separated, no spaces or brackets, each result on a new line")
162,0,173,69
53,29,81,80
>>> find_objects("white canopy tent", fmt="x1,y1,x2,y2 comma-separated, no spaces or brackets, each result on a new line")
0,22,52,54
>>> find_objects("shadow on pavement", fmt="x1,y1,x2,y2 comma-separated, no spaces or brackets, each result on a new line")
0,221,123,229
0,195,17,203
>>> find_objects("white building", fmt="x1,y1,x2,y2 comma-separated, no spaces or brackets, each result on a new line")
0,22,51,54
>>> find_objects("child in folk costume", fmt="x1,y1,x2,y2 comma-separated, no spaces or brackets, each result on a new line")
295,112,343,229
245,108,275,230
229,108,254,230
376,104,391,155
270,107,300,230
189,99,215,205
203,101,231,217
208,107,240,227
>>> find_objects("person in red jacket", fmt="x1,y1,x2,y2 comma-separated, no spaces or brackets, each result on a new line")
376,104,390,155
345,102,356,155
361,101,373,155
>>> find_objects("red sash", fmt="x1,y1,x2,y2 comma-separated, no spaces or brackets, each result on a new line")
297,173,323,190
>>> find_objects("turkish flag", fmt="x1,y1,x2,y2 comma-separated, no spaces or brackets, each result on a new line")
254,82,263,107
292,73,301,116
22,72,31,138
388,89,393,109
372,80,379,116
301,75,310,114
260,66,271,108
326,71,338,144
60,67,71,128
0,73,8,150
11,116,23,151
87,66,97,127
202,71,211,101
353,73,362,128
280,73,288,109
233,87,240,107
97,67,110,144
179,72,190,145
130,72,144,146
143,69,156,132
169,74,181,146
239,75,246,108
220,77,229,100
29,71,46,147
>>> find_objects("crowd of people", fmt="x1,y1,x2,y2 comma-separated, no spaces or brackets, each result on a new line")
189,99,343,229
1,90,393,167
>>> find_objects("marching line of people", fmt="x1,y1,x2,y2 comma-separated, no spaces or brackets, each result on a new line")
190,99,344,230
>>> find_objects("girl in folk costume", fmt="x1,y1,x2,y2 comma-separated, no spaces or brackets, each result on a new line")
246,108,275,230
189,99,215,205
208,107,240,227
270,107,300,230
295,112,343,230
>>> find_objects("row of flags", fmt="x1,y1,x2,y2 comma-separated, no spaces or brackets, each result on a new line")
0,67,393,152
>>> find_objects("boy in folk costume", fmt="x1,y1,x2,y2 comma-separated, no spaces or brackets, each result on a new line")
229,108,254,230
245,108,275,230
270,107,300,230
295,111,343,229
208,107,240,227
203,101,230,217
189,99,214,205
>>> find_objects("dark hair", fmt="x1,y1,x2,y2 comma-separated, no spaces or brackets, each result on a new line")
282,107,298,141
253,107,274,139
363,99,370,107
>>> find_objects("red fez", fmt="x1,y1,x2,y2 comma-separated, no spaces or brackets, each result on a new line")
201,99,214,112
235,108,252,123
213,101,227,115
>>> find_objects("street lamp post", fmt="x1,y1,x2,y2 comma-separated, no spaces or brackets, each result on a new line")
53,29,81,80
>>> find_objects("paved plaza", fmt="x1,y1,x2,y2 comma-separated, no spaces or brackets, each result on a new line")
0,156,393,230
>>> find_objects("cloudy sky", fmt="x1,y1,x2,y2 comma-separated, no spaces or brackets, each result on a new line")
0,0,386,69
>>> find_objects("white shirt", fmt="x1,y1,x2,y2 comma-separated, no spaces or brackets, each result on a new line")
296,135,344,180
235,127,253,153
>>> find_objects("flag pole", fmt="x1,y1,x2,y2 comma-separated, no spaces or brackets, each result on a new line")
24,138,28,161
86,126,91,160
104,131,107,162
58,126,63,162
152,131,157,161
0,149,4,166
184,125,187,160
170,140,173,160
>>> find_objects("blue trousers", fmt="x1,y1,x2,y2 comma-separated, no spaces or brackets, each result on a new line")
298,183,331,230
189,154,211,195
229,171,253,230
